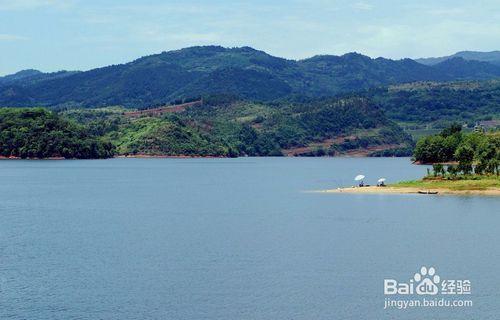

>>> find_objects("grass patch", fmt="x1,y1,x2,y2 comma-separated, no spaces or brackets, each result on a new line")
392,175,500,191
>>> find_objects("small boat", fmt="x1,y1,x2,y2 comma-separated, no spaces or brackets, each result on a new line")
418,190,438,195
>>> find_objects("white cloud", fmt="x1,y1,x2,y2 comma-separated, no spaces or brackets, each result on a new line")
352,2,373,11
0,33,29,41
133,24,220,44
427,7,467,17
0,0,72,11
346,18,500,59
167,32,220,43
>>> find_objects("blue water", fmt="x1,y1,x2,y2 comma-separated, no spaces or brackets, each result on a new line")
0,157,499,319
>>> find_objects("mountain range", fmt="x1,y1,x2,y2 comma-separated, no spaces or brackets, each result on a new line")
416,51,500,66
1,46,500,108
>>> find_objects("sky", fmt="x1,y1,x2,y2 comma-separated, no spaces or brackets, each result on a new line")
1,0,500,75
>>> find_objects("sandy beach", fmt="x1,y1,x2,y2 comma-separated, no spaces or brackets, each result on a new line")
317,186,500,196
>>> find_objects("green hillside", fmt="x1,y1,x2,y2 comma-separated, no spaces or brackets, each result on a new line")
2,46,500,108
0,108,114,159
60,96,413,157
368,80,500,128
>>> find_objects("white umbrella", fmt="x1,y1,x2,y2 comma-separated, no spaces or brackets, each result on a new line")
378,178,386,183
354,174,365,181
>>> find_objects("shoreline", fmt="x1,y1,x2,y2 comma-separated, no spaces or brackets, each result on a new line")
114,154,228,159
0,156,65,160
0,154,229,160
0,154,414,160
316,186,500,196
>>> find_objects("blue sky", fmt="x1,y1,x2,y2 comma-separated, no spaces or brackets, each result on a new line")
1,0,499,75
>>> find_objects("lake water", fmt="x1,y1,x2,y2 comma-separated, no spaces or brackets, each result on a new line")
0,157,499,319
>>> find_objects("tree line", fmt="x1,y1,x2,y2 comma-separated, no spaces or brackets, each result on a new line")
0,108,114,159
414,124,499,176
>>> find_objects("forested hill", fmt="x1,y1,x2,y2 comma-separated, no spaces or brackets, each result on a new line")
0,108,114,159
0,69,79,86
63,96,413,158
2,46,500,108
367,80,500,126
0,97,413,158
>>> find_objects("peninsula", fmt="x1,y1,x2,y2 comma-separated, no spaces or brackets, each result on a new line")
321,126,500,196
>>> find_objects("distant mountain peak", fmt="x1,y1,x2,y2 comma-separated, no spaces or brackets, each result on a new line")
0,69,42,84
160,45,265,56
0,69,42,79
455,50,500,55
0,69,79,86
237,46,260,52
12,69,42,76
341,52,370,58
416,50,500,66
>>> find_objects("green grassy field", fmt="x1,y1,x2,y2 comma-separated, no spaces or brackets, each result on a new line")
392,175,500,191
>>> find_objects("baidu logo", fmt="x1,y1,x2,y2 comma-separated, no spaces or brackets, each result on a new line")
414,266,440,295
383,266,473,309
384,266,471,296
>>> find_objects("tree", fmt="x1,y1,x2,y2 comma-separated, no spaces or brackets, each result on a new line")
486,159,499,175
440,123,462,137
455,145,474,175
447,165,458,178
475,140,497,175
432,163,444,177
0,108,115,159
